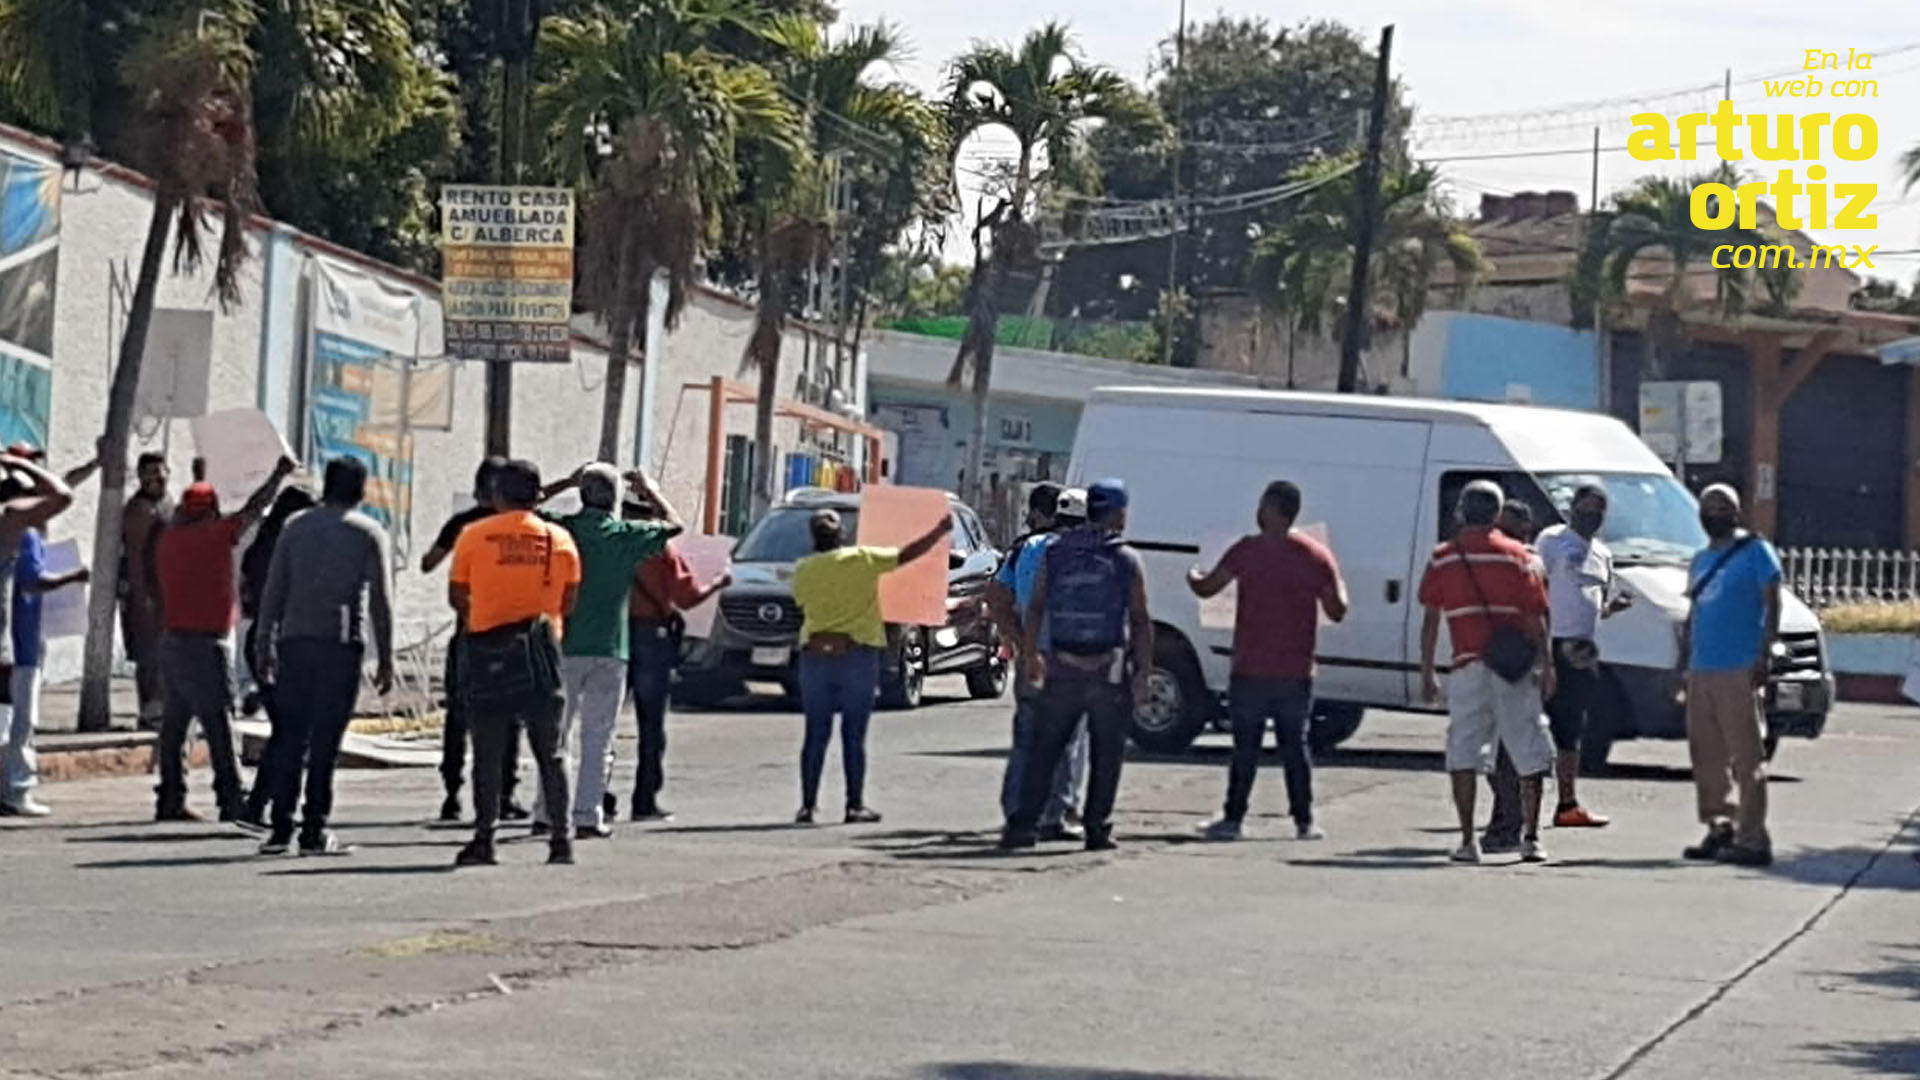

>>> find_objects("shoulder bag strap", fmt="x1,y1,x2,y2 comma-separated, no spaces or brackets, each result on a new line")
1686,536,1755,601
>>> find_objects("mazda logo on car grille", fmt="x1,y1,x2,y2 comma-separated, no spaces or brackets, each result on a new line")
758,603,783,624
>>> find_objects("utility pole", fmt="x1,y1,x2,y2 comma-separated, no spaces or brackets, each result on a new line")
485,0,539,457
1336,23,1393,394
1158,0,1187,366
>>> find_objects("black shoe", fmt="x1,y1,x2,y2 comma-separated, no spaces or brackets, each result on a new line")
631,803,675,823
603,793,618,820
844,805,882,825
500,800,531,822
230,811,270,835
1717,843,1774,867
1039,821,1086,843
217,801,252,825
530,821,551,838
999,828,1037,851
438,795,461,823
155,806,203,823
1084,829,1118,853
454,840,498,867
299,831,353,857
1683,823,1735,861
794,807,816,826
547,842,575,866
574,824,614,840
258,833,293,856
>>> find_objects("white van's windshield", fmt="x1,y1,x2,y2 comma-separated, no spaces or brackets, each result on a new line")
1538,472,1705,567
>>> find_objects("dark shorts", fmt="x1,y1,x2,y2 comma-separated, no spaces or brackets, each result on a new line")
1545,640,1600,752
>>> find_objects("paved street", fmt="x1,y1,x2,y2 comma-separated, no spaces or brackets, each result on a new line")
3,685,1917,1080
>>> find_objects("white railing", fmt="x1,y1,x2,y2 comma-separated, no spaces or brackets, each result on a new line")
1780,547,1920,609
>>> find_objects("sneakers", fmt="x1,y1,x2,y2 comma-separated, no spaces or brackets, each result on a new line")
1201,817,1243,842
844,805,883,825
154,806,203,823
230,812,270,835
574,824,615,841
499,800,531,822
1717,843,1774,867
1450,840,1483,864
1083,828,1118,853
603,793,619,820
299,831,353,857
1684,823,1735,861
1296,822,1327,842
438,795,462,823
454,840,498,868
258,834,292,856
1553,804,1611,828
794,807,816,826
1039,821,1086,842
1520,836,1550,863
547,841,575,866
0,796,51,818
631,804,676,823
998,827,1037,851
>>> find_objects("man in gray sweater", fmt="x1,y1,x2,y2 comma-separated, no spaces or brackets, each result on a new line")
254,458,395,856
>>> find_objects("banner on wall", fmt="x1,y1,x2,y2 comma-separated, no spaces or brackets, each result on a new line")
0,149,59,449
439,184,574,364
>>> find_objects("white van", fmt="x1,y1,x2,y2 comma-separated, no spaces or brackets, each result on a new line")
1066,387,1835,767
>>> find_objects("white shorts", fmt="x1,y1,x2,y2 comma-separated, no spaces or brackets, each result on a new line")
1444,661,1553,776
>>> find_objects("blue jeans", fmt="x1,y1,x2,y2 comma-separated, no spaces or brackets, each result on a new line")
1225,676,1314,825
1000,693,1084,826
627,626,678,810
798,646,881,809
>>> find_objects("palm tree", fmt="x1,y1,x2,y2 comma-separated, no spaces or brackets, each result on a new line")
1571,170,1783,378
735,19,930,514
1248,158,1484,384
75,2,261,729
536,0,796,463
943,22,1154,505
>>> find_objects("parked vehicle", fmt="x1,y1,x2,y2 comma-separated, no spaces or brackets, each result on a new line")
1067,387,1836,766
674,487,1009,709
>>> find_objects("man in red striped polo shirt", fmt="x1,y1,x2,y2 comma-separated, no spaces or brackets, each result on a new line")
1418,480,1554,865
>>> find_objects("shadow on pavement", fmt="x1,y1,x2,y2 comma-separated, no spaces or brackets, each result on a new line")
65,830,255,844
74,853,258,870
656,822,812,835
924,1062,1248,1080
1761,841,1920,891
260,864,452,877
1806,1039,1920,1077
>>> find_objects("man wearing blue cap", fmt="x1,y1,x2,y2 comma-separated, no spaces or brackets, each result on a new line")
1004,478,1152,852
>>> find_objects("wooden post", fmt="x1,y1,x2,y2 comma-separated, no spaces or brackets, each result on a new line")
704,375,726,535
1905,366,1920,549
1746,329,1840,538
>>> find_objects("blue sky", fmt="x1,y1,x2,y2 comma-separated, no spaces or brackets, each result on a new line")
835,0,1920,280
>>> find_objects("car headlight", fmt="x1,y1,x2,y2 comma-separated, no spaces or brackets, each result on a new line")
1769,640,1790,660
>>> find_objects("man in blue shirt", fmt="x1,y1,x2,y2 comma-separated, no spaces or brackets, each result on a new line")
985,485,1087,840
1683,484,1781,867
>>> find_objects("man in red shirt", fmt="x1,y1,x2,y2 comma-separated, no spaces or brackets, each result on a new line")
620,496,729,822
1419,480,1555,865
1187,481,1348,842
152,457,296,822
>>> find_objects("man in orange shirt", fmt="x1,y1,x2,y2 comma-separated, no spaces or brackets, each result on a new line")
449,459,582,868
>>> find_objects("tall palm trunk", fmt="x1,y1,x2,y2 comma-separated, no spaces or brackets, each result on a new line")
79,193,176,730
747,246,787,516
596,241,643,463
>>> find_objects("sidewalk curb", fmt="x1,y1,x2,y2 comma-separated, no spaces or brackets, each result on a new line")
36,712,448,783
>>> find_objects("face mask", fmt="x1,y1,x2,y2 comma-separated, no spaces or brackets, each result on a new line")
1700,513,1736,539
1570,509,1604,536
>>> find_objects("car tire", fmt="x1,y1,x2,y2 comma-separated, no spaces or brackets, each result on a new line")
1129,631,1211,753
1308,702,1364,754
965,656,1009,700
878,629,926,710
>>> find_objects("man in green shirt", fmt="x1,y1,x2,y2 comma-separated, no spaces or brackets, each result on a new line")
536,463,681,838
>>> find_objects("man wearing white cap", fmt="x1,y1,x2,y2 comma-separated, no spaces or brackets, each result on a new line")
540,463,681,839
1681,483,1780,867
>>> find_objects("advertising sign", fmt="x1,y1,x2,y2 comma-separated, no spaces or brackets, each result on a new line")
0,149,59,449
439,184,574,364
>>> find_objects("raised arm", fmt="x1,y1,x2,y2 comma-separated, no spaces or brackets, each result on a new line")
899,514,954,566
234,457,297,529
0,455,72,533
626,469,685,534
62,456,101,490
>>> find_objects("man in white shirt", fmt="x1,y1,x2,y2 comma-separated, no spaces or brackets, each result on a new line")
1534,483,1632,827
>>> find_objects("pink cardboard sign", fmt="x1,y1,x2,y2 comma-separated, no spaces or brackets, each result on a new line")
856,485,951,627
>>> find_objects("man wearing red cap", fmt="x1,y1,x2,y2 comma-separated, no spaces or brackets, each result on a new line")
151,456,297,822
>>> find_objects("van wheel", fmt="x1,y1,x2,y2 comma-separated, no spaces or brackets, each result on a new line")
878,629,926,710
1130,633,1210,753
1308,703,1364,754
965,656,1008,700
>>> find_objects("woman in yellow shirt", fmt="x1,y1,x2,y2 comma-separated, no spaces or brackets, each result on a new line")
790,507,950,824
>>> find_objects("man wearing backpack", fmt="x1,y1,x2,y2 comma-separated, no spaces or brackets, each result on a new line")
1681,483,1781,867
1002,479,1152,853
1418,480,1554,865
986,484,1088,840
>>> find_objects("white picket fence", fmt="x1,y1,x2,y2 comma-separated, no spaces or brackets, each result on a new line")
1780,547,1920,609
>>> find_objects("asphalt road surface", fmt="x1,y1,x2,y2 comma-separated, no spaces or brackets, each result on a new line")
4,683,1918,1080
